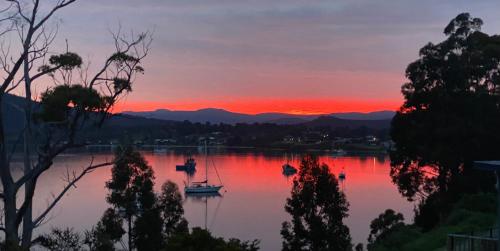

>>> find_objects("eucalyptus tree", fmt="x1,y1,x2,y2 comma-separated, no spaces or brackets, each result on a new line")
390,13,500,226
158,181,188,238
84,208,126,251
367,209,405,250
0,1,151,248
106,146,164,251
281,155,351,251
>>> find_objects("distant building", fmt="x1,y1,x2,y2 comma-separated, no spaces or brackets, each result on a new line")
283,135,295,143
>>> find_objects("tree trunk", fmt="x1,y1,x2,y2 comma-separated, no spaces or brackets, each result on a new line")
0,99,20,247
21,48,34,249
128,216,133,251
3,187,19,248
21,179,34,249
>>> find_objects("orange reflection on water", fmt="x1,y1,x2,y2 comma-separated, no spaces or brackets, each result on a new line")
28,151,412,251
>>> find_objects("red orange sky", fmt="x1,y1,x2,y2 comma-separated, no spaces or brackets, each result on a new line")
49,1,500,114
113,98,402,115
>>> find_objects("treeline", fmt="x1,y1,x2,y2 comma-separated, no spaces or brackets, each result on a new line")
83,119,390,148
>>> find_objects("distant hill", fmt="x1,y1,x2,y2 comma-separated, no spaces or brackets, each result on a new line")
124,109,396,124
3,94,395,136
2,93,28,134
330,111,395,120
304,116,391,129
1,94,172,136
124,108,318,124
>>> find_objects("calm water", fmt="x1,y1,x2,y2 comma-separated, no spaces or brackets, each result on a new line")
14,149,414,251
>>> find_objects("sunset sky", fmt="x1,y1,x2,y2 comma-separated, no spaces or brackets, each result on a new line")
53,1,500,114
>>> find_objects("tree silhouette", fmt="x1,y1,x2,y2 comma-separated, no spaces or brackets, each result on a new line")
132,163,164,251
281,155,351,251
39,228,82,251
106,146,158,250
165,227,260,251
158,181,188,237
106,148,193,250
84,208,126,251
367,209,405,250
0,1,151,248
390,12,500,227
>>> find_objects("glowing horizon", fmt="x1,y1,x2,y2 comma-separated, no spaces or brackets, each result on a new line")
49,1,500,115
113,97,401,115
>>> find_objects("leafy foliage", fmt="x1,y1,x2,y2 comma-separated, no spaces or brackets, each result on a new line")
164,227,260,251
281,155,351,251
367,209,405,250
158,181,188,237
106,146,158,250
84,208,125,251
37,84,109,123
109,52,140,64
366,194,496,251
49,52,83,70
133,169,164,251
39,228,83,251
390,12,500,227
113,77,132,92
104,148,198,250
134,206,164,251
106,146,154,220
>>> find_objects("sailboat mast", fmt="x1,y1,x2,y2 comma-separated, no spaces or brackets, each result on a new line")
205,196,208,230
205,139,208,182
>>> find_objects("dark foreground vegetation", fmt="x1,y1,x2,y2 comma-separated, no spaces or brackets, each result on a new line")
36,151,353,251
35,146,260,251
367,13,500,250
368,194,496,251
0,0,498,249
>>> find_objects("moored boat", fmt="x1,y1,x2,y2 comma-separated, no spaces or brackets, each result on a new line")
185,141,224,194
176,156,196,171
331,149,347,157
282,163,297,175
153,147,168,154
185,181,223,193
339,168,346,180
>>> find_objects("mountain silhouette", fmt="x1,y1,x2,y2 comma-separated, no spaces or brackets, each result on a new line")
3,94,395,136
124,108,395,124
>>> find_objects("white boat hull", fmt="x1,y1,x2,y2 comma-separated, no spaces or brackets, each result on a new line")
185,185,223,194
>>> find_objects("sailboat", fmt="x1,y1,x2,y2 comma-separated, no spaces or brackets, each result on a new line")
282,153,297,175
185,141,223,194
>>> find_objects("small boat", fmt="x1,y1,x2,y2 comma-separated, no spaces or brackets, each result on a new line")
282,153,297,176
176,157,196,171
185,181,223,194
282,163,297,175
185,141,223,194
339,169,346,180
331,149,347,157
153,147,168,154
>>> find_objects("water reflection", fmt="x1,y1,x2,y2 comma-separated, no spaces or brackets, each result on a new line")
185,192,223,231
20,149,413,251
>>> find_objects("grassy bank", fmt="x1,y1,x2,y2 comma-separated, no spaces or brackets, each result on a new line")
371,193,496,251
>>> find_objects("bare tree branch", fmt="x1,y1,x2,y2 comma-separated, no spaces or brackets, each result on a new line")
32,158,114,227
